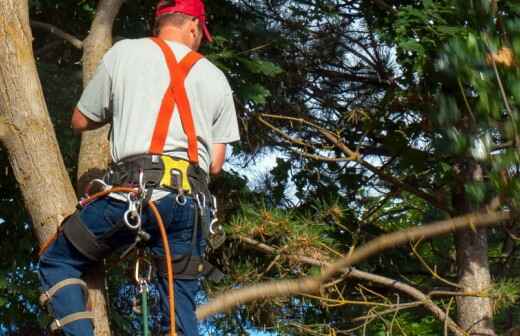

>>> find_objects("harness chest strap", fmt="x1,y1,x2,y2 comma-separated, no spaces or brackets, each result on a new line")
149,37,203,163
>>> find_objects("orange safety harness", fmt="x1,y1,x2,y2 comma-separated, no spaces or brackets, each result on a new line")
149,37,203,162
39,39,206,336
148,37,204,336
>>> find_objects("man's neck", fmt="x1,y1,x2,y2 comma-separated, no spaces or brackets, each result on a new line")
158,27,192,49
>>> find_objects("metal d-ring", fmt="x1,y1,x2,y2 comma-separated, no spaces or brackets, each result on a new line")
176,193,187,206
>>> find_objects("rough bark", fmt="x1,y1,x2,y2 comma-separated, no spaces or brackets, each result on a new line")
454,163,495,335
77,0,123,192
0,1,77,245
77,1,124,335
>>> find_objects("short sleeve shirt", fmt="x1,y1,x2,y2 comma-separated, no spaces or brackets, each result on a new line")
77,38,240,174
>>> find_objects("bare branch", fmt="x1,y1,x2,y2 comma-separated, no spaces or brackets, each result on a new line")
30,20,83,49
260,113,449,212
233,235,467,335
197,210,509,334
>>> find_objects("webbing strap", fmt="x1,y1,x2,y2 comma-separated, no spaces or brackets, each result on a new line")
39,278,89,306
49,311,95,332
149,37,203,163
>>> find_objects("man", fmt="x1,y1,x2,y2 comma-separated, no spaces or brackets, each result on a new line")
38,0,240,335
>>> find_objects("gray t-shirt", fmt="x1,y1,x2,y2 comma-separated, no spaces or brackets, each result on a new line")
77,38,240,174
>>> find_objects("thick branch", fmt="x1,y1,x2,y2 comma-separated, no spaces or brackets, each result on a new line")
30,20,83,49
234,236,466,335
197,210,508,323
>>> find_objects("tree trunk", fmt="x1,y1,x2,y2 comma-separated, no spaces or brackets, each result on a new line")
77,0,123,192
77,1,124,335
0,1,77,245
454,163,495,335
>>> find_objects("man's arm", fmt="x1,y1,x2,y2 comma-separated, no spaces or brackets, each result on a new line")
210,143,226,175
71,107,106,134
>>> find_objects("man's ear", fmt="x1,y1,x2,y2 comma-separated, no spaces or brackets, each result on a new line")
190,18,200,35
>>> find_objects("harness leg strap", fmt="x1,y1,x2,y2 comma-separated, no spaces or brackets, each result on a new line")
50,312,96,332
39,278,95,332
62,211,111,261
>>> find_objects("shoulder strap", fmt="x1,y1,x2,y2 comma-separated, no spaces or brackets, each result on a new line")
149,37,204,163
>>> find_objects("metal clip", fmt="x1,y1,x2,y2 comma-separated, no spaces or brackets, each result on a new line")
176,191,187,206
135,257,152,286
196,193,206,211
209,195,219,234
124,193,141,230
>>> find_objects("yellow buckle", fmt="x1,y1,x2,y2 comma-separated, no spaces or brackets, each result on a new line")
159,156,191,193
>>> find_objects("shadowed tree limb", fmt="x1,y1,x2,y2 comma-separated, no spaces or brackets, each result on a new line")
30,20,83,49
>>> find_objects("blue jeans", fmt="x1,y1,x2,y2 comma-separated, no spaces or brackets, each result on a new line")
39,193,205,336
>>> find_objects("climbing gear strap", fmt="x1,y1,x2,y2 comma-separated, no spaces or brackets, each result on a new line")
153,255,225,282
149,37,204,163
49,312,96,332
105,155,209,196
39,278,94,332
39,278,89,307
62,212,111,262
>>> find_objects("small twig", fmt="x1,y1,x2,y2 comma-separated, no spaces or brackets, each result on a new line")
352,302,422,322
457,78,476,123
30,20,83,49
260,113,449,212
444,297,455,336
411,239,462,288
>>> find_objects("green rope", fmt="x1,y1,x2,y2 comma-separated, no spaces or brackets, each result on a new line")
141,285,149,336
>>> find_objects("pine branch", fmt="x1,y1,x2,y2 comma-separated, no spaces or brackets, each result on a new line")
197,209,509,336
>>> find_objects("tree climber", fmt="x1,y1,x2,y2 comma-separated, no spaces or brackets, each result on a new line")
38,0,240,335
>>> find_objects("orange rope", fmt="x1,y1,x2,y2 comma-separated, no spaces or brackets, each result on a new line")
149,200,176,336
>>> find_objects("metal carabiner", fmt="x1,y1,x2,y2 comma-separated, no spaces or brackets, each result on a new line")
195,193,206,211
124,194,141,230
138,169,146,192
209,217,220,235
134,257,153,285
209,195,220,234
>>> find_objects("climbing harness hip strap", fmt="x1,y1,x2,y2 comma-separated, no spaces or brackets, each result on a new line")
149,37,204,163
105,154,209,196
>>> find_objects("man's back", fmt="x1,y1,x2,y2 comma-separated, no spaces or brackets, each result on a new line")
78,38,239,173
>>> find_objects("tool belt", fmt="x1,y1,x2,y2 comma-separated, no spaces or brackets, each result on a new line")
104,154,210,196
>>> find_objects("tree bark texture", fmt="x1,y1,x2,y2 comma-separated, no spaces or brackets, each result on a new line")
77,1,124,335
0,0,77,245
454,162,495,335
77,0,124,193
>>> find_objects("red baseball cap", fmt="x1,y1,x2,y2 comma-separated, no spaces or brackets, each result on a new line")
155,0,212,43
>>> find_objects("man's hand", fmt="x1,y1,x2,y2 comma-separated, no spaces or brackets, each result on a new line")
71,107,104,134
210,143,226,175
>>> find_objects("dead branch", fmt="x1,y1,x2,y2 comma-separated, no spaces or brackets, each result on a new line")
197,210,508,336
30,20,83,49
233,235,467,335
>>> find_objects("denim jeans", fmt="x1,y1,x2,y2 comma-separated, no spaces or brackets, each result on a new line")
39,193,205,336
